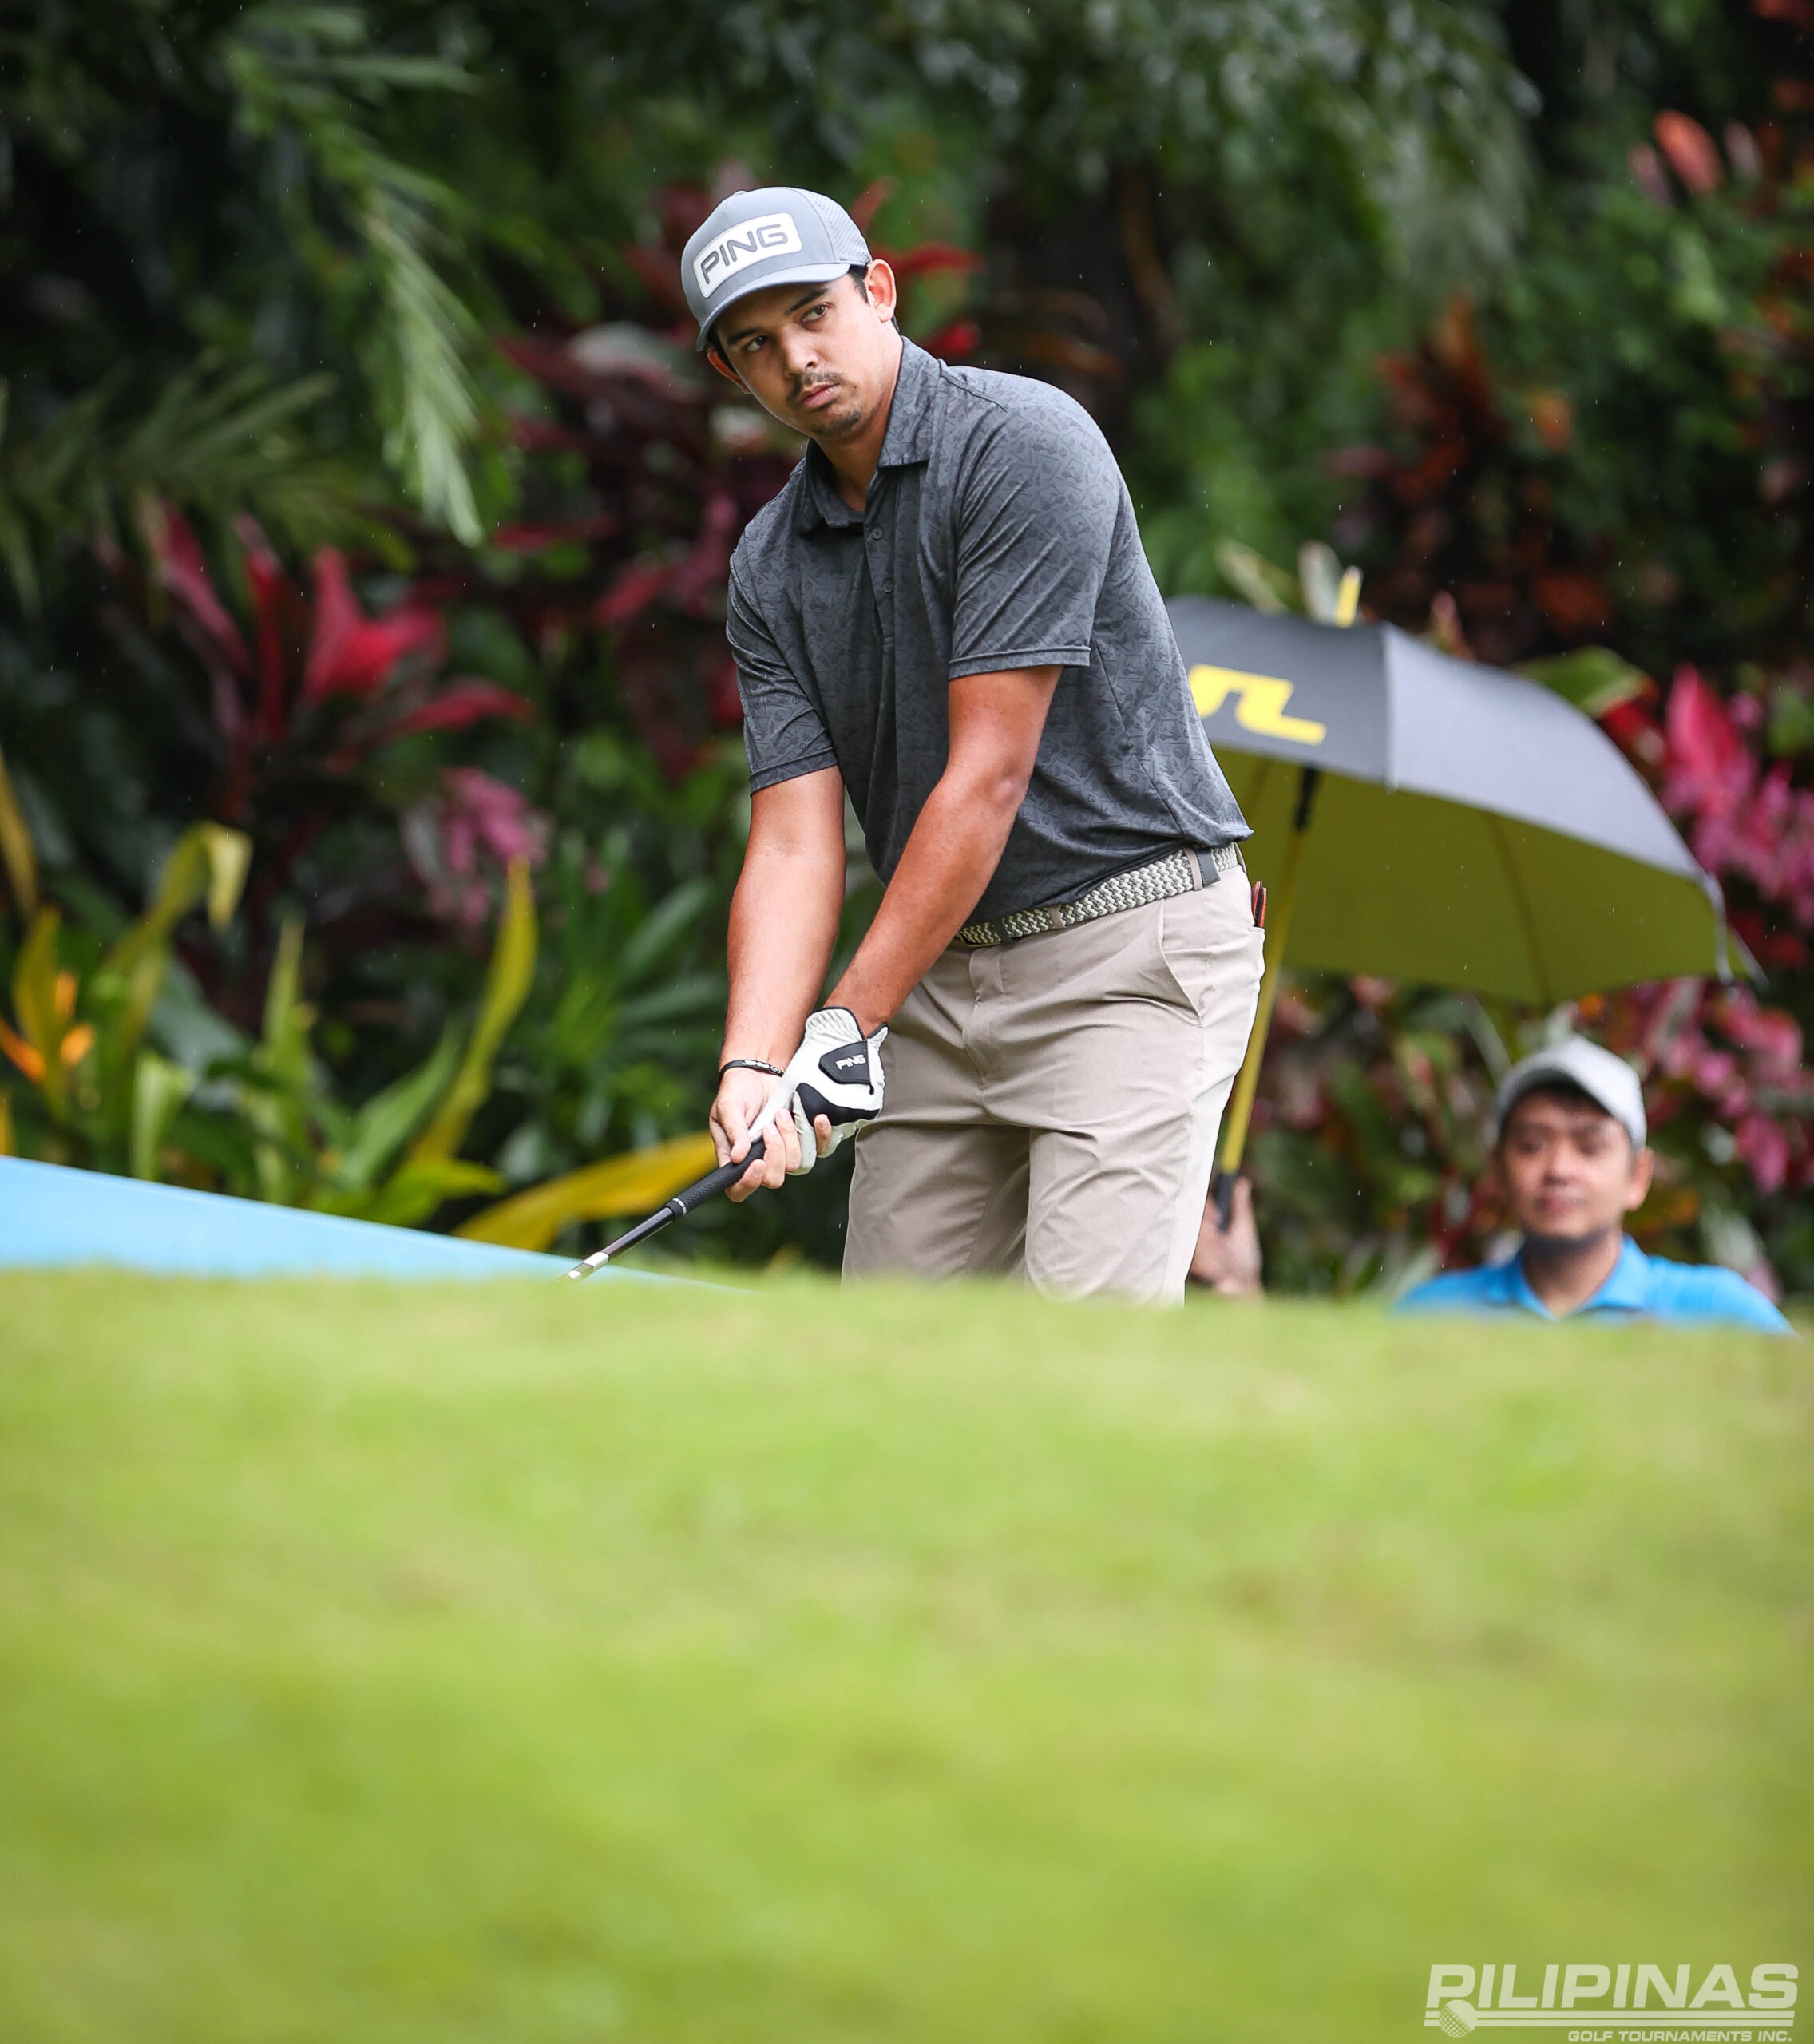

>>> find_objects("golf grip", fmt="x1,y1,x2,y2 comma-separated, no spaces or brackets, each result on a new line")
566,1136,766,1278
1210,1167,1238,1232
665,1135,767,1218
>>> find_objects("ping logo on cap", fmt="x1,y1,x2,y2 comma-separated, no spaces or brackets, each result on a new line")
694,212,804,298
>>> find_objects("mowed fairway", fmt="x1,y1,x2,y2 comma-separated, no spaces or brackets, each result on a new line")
0,1271,1808,2044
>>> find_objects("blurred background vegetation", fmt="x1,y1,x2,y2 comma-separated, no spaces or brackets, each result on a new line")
2,0,1812,1291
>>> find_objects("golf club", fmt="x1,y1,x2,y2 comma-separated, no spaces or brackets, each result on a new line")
566,1135,767,1279
566,1030,842,1279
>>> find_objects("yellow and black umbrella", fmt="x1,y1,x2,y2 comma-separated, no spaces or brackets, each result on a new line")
1168,594,1731,1198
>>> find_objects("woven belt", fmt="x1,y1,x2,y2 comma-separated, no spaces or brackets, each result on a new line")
956,842,1242,949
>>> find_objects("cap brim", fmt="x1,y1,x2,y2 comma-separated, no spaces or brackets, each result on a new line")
693,261,855,352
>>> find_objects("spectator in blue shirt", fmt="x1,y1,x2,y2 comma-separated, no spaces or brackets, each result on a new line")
1192,1037,1792,1333
1399,1037,1790,1330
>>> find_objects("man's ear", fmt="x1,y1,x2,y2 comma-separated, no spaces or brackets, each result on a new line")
704,343,746,389
1622,1143,1655,1215
860,258,899,327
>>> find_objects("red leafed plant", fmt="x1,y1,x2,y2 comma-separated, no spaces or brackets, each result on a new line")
1590,665,1814,1235
401,766,553,931
121,503,548,961
133,502,527,813
1657,667,1814,937
135,505,532,817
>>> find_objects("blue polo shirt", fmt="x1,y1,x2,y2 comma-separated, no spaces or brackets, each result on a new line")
1397,1236,1792,1333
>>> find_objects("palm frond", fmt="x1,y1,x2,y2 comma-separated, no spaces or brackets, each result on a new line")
220,3,488,545
0,360,348,611
362,188,484,545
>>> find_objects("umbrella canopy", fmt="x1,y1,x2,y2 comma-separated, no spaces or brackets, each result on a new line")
1170,596,1728,1004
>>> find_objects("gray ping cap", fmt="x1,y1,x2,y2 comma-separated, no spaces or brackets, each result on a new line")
681,187,871,353
1494,1037,1648,1149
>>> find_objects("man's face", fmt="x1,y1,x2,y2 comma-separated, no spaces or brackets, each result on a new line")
1495,1089,1653,1246
707,264,900,444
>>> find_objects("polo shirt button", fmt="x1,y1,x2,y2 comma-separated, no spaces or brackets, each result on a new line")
883,580,893,592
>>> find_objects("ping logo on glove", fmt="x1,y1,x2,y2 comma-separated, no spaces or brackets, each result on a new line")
753,1007,888,1178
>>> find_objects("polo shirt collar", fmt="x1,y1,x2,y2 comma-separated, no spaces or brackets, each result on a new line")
1475,1254,1531,1310
794,446,858,534
876,338,938,469
792,338,938,536
1588,1235,1652,1311
1499,1234,1652,1318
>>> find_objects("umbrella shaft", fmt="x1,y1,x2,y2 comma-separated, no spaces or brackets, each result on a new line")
1219,770,1317,1177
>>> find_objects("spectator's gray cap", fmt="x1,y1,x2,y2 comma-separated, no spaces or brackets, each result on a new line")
1494,1037,1648,1149
681,187,871,354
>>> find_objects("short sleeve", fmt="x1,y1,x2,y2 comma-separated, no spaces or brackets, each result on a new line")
1695,1269,1796,1334
947,398,1121,681
727,561,838,793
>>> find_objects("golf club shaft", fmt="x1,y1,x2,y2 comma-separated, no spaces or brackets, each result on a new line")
565,1135,766,1279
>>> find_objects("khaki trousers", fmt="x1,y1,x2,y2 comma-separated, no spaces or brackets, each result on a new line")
844,866,1265,1302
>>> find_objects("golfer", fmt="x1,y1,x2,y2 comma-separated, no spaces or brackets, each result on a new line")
687,188,1263,1300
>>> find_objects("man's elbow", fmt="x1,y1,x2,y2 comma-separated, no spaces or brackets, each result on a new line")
946,753,1036,830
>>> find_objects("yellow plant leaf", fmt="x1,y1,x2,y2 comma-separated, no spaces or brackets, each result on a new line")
102,822,252,1068
130,1050,197,1181
113,949,169,1075
200,823,252,929
60,1022,96,1066
109,821,252,974
12,909,57,1051
0,741,38,920
11,908,66,1116
0,1016,45,1083
409,857,537,1166
456,1132,719,1252
0,1088,14,1155
258,917,312,1085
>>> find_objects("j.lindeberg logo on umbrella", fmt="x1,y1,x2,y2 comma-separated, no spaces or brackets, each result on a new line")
1188,663,1327,745
1423,1963,1798,2038
693,212,804,296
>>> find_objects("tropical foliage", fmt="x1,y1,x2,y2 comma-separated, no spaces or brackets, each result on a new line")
2,0,1812,1289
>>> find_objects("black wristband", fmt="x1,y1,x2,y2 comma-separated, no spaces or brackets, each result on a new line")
719,1057,783,1083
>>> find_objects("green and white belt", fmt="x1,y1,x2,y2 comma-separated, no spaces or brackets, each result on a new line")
956,842,1244,950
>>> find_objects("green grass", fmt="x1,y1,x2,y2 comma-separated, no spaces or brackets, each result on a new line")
0,1273,1808,2043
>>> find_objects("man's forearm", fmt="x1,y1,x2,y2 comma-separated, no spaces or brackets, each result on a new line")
828,763,1019,1033
720,842,845,1064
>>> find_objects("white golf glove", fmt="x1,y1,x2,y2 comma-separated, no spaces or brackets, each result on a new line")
749,1006,888,1176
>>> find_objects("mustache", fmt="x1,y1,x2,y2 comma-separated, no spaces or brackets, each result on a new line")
791,374,843,402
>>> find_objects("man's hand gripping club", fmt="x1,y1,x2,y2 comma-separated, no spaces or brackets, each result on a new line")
711,1007,887,1201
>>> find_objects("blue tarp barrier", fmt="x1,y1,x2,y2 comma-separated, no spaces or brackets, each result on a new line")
0,1155,666,1283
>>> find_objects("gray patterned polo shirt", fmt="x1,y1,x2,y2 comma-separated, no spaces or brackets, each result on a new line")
727,337,1248,924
